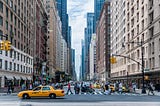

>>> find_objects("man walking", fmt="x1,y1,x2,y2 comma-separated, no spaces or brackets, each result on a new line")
66,82,73,95
148,82,154,95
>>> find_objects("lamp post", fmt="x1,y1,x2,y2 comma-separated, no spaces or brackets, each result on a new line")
140,40,146,94
124,40,146,94
114,40,146,94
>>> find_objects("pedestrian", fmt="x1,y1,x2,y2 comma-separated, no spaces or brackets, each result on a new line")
66,82,73,95
74,82,78,94
7,81,12,94
29,83,33,90
148,82,154,95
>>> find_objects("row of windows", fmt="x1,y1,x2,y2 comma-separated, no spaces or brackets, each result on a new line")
0,59,32,74
0,50,33,65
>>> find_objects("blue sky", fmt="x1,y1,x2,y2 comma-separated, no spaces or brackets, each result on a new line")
67,0,94,79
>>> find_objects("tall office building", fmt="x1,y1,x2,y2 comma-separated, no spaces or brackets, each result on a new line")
85,13,94,80
94,0,105,32
96,1,111,82
89,34,96,80
81,40,85,80
56,0,68,42
71,49,76,80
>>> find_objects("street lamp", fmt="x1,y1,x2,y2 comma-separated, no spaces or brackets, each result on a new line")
123,40,146,94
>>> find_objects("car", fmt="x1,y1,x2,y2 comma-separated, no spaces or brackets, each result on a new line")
17,85,65,99
93,83,101,89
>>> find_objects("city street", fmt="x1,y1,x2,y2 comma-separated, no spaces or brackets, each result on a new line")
0,94,160,106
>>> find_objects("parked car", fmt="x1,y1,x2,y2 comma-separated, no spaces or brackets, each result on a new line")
17,85,65,99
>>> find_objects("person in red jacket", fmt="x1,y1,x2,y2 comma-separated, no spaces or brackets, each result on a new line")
66,82,73,95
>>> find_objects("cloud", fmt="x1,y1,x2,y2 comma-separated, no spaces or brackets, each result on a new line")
68,0,94,79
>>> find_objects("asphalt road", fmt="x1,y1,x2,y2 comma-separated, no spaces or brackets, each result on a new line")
0,94,160,106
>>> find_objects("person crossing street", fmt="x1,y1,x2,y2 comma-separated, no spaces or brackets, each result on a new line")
66,82,73,95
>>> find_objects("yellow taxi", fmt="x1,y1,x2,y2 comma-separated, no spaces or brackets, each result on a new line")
17,85,65,99
93,83,101,89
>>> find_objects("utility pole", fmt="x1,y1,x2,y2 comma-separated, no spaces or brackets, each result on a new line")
141,40,146,94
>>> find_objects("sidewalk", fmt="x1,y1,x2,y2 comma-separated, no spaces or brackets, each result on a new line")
136,89,160,96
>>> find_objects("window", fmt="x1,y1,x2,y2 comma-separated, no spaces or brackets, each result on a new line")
9,62,12,70
137,0,139,9
142,6,144,17
14,5,17,13
137,25,139,34
0,16,3,26
131,7,134,16
33,87,41,91
149,0,153,9
10,50,12,58
10,12,13,22
17,64,19,71
0,1,3,13
152,42,154,54
149,27,154,38
14,63,16,71
6,7,8,18
149,11,154,24
14,51,16,59
17,53,19,60
42,87,50,91
142,20,144,30
5,51,8,56
0,59,2,69
9,0,13,8
131,18,134,27
159,39,160,51
0,30,2,40
18,20,20,28
6,21,8,30
5,60,8,70
137,12,139,22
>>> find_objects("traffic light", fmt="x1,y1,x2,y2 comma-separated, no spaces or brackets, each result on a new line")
5,40,11,51
110,57,117,64
0,41,5,50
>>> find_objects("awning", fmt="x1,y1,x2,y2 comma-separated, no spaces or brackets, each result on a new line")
14,76,21,80
20,76,26,80
5,76,14,80
26,76,32,80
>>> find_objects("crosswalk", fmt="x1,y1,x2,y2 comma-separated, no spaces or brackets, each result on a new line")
65,91,141,96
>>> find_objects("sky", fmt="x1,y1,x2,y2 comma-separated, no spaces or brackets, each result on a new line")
67,0,94,79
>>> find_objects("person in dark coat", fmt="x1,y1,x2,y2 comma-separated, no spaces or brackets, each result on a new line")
148,82,154,95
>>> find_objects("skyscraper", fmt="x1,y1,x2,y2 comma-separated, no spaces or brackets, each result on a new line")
94,0,105,32
81,40,85,80
56,0,68,42
85,13,94,80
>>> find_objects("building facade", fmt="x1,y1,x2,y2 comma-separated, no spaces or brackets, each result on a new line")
71,49,76,81
80,40,85,80
96,1,111,82
44,0,58,82
111,0,160,86
85,13,94,80
0,0,35,89
33,0,48,85
89,33,96,80
94,0,105,32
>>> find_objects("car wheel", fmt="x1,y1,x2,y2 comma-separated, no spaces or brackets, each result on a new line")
22,94,29,99
49,94,56,99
